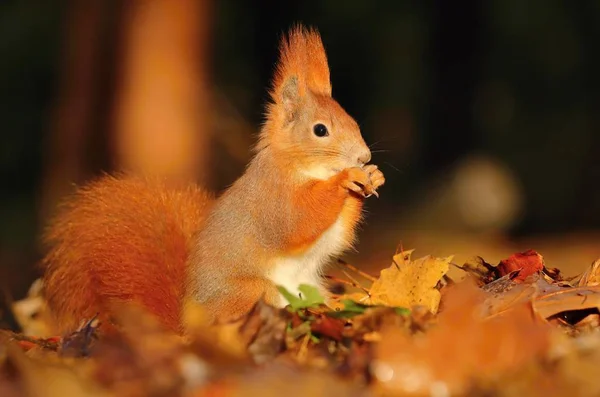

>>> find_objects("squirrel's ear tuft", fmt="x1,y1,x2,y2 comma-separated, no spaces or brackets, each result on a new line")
271,24,332,106
281,76,300,121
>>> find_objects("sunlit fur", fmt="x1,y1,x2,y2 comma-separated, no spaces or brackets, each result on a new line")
257,25,370,178
271,25,331,98
42,25,372,332
42,175,212,333
187,25,371,317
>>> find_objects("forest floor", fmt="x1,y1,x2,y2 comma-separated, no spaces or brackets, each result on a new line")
2,242,600,397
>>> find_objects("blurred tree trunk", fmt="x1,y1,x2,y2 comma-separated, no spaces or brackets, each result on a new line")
41,1,106,221
112,0,212,186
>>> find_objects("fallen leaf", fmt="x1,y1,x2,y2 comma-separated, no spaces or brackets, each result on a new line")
223,366,369,397
239,300,288,364
184,301,249,363
369,250,452,313
575,258,600,287
277,284,325,311
1,341,109,397
533,286,600,319
11,278,56,338
497,250,544,282
309,314,345,341
92,305,192,396
481,273,563,319
456,256,498,286
373,281,551,395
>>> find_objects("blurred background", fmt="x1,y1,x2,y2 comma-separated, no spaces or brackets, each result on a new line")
1,0,599,313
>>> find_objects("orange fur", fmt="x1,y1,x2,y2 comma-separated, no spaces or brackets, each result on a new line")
258,25,333,152
42,25,383,333
42,174,212,333
187,25,381,314
271,24,331,99
286,172,364,252
189,275,281,324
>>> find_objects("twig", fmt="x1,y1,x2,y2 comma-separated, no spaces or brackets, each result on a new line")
337,259,377,282
324,275,371,295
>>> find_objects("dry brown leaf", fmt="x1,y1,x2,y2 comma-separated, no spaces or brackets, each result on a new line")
222,366,369,397
91,305,193,396
239,300,288,365
533,286,600,319
456,256,497,286
183,301,248,361
482,280,536,318
373,281,552,395
1,342,110,397
368,250,452,313
11,279,57,338
576,258,600,287
481,273,562,319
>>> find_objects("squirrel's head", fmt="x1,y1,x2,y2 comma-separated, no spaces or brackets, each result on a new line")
258,25,371,179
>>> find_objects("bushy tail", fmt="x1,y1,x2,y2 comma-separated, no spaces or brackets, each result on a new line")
42,174,212,333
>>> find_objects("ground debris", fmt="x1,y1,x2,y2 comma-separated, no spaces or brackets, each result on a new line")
2,249,600,396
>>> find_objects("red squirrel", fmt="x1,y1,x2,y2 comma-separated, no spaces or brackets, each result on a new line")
42,25,385,334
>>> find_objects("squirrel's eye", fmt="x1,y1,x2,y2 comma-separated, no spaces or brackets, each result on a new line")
313,123,329,137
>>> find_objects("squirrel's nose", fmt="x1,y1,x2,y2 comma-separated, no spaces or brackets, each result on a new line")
357,148,371,166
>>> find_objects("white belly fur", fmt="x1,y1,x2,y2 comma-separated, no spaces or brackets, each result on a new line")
267,215,348,307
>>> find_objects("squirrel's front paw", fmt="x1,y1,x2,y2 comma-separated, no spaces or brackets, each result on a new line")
341,166,383,198
363,164,385,197
341,167,371,197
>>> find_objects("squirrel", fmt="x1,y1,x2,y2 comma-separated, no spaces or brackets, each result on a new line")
41,25,385,334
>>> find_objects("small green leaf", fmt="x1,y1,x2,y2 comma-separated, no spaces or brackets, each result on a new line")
277,286,304,310
394,307,411,316
340,299,369,313
325,299,369,319
326,299,410,319
277,284,325,311
298,284,325,306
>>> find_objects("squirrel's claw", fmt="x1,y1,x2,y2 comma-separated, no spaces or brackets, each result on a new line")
365,190,379,199
362,164,384,198
342,180,367,196
367,166,385,193
341,165,384,199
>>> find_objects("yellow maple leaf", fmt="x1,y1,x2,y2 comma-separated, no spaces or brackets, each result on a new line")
368,250,452,314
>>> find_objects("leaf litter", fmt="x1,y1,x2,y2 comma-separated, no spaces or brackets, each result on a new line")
2,249,600,396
